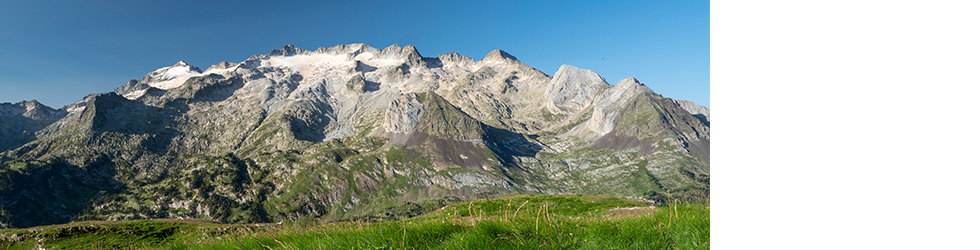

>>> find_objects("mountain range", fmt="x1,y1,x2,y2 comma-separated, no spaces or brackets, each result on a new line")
0,43,708,228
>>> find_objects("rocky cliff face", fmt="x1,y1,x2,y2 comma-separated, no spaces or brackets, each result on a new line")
673,99,710,126
546,65,610,115
586,77,653,136
0,43,708,228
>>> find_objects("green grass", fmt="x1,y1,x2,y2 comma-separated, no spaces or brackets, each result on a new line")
0,194,709,249
540,108,564,123
0,219,267,250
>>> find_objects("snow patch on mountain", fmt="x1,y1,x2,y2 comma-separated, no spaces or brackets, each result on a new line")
264,54,349,78
354,52,403,67
144,61,203,89
122,89,147,100
202,63,241,75
259,52,405,79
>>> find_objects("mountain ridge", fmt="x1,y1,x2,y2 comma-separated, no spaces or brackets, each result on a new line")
0,43,708,229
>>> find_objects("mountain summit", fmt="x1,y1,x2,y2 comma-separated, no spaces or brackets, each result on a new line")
0,44,708,228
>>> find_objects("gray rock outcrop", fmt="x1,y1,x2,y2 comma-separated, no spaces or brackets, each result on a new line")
545,65,610,114
382,94,424,133
587,77,654,135
673,99,710,126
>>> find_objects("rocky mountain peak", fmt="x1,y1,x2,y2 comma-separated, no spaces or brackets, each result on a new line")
0,99,65,152
437,52,475,64
379,44,404,54
400,45,424,66
347,43,369,53
545,65,610,114
431,51,476,69
673,99,710,126
378,44,424,67
1,100,42,116
16,100,61,120
205,61,239,71
270,44,308,56
585,77,654,136
139,61,203,90
402,45,420,55
482,49,518,62
17,99,42,109
617,77,642,86
314,43,369,55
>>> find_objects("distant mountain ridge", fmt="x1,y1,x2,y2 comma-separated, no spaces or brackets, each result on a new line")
0,43,708,228
0,100,67,152
673,99,710,126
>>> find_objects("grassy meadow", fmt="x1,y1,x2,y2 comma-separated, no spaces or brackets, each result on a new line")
0,194,709,249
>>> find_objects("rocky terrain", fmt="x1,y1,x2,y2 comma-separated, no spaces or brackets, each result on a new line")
0,43,709,228
673,99,710,126
0,101,67,152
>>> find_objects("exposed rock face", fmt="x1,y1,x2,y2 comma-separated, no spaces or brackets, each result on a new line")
206,61,239,71
434,52,476,69
587,77,654,136
482,49,519,62
673,99,710,126
545,65,610,114
114,79,152,100
0,43,708,229
344,75,368,96
411,93,485,141
382,93,424,133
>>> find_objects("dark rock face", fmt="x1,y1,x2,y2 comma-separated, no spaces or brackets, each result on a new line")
0,44,708,228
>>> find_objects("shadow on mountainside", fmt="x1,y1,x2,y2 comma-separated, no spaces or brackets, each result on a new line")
86,93,184,155
364,79,381,92
483,126,543,168
185,75,246,103
145,75,246,111
692,114,709,127
0,157,124,228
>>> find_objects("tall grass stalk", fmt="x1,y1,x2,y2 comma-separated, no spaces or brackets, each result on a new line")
513,200,528,218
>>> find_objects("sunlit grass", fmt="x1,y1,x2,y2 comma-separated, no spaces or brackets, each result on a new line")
0,194,708,249
190,194,708,250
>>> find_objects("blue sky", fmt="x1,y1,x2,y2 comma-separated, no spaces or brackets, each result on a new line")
0,0,708,108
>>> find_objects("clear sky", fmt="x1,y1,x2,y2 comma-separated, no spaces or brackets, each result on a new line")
0,0,708,109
